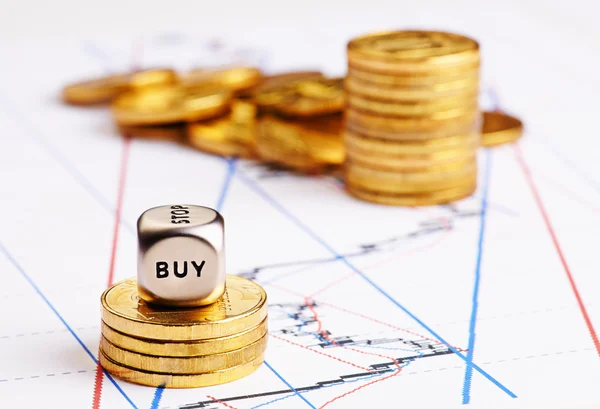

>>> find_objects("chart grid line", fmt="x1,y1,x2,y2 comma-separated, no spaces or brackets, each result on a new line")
461,149,493,404
0,240,139,409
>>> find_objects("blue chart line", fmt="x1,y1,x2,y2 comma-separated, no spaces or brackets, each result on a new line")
149,386,165,409
462,149,493,404
0,94,136,234
263,361,317,409
216,158,238,212
234,169,517,400
0,240,139,409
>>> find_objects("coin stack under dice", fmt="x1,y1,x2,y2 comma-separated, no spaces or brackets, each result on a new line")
99,205,268,388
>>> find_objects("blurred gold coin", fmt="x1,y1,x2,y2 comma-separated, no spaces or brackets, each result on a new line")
346,93,478,117
344,75,478,101
345,158,477,194
101,275,267,341
187,117,255,158
265,77,345,117
347,31,480,74
346,107,479,132
249,71,325,108
346,181,476,206
346,145,477,171
62,68,177,105
101,333,267,374
118,123,184,142
100,349,264,388
112,85,232,125
249,71,323,92
128,69,178,89
346,119,481,141
344,130,479,155
345,159,476,193
101,318,267,357
347,66,479,86
256,115,344,171
481,111,523,146
182,67,262,93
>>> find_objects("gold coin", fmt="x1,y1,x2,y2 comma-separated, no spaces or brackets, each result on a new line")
62,69,177,105
346,107,479,132
346,145,477,171
347,66,479,86
111,84,232,126
187,99,257,158
247,71,323,93
347,31,480,74
345,158,476,193
344,75,479,101
182,67,262,93
346,93,478,117
101,318,267,357
256,115,344,171
100,349,264,388
101,333,267,374
346,181,476,206
101,275,267,341
118,123,184,142
346,119,481,141
187,117,256,158
249,71,325,108
128,69,179,89
344,129,479,155
266,77,345,117
481,111,523,147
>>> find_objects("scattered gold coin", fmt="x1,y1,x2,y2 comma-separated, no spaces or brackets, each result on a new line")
62,68,177,105
256,114,344,172
481,111,523,147
111,84,232,125
182,66,263,93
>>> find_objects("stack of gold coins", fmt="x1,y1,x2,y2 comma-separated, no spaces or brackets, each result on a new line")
100,275,268,388
344,30,481,206
252,75,346,173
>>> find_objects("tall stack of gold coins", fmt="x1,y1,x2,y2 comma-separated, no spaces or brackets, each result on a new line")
344,31,481,206
99,275,268,388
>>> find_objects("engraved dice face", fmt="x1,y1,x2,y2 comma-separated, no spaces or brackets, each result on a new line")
137,205,226,307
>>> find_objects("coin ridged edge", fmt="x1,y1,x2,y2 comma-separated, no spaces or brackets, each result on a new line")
101,275,268,340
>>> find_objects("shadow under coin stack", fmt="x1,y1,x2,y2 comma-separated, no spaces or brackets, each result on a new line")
344,31,481,206
99,205,268,388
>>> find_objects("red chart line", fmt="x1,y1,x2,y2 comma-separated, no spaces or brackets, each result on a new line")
92,136,132,409
514,143,600,355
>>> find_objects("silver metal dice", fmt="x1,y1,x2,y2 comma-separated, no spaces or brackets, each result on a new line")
137,205,226,307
